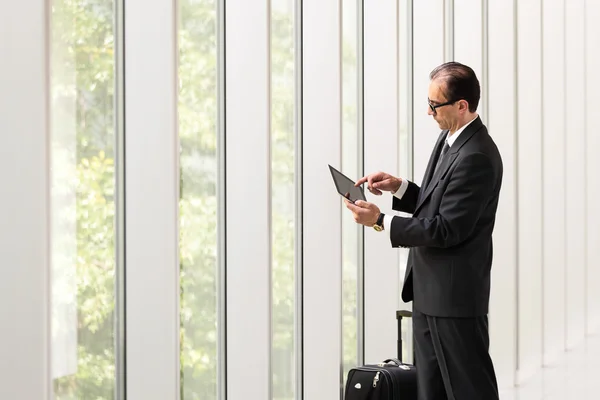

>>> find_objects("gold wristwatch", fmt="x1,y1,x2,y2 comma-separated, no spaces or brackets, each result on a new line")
373,213,385,232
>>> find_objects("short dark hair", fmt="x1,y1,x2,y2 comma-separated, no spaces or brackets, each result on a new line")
429,62,480,112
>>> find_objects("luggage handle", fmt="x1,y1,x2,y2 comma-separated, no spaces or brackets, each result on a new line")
396,309,414,364
382,358,402,366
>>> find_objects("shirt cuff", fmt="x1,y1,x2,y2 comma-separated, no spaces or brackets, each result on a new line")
393,178,408,199
383,214,393,234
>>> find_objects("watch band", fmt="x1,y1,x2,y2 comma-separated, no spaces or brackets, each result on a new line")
373,213,385,232
376,213,385,227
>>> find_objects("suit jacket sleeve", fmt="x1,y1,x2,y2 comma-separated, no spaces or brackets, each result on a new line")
391,181,420,214
389,152,496,248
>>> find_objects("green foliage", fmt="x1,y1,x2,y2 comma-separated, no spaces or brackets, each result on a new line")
177,0,219,398
53,154,116,399
270,7,296,400
52,0,116,398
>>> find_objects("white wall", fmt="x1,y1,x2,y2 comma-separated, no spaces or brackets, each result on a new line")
396,0,414,359
125,0,180,398
586,0,600,336
363,0,400,364
564,0,587,350
516,0,543,384
303,0,342,398
226,0,272,399
412,0,445,184
453,0,483,116
0,1,50,398
487,0,518,389
542,0,567,367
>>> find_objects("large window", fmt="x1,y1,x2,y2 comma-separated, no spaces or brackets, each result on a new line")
177,0,221,398
341,0,362,388
50,0,121,398
271,0,298,399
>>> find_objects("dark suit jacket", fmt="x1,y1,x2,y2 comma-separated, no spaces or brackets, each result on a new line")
392,116,503,318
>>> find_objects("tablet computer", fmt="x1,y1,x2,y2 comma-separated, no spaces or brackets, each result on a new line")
328,164,366,203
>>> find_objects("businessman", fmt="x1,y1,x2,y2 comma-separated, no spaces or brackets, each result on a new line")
345,61,502,399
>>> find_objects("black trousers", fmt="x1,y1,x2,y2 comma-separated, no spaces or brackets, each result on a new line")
412,309,499,400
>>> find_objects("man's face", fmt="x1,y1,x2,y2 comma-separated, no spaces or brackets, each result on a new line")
427,79,458,130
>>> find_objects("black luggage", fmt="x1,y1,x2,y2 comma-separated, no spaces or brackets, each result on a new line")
343,310,417,400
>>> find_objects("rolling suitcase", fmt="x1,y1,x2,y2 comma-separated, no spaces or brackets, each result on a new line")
343,310,417,400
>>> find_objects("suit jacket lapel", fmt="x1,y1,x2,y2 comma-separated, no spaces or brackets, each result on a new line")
414,117,484,214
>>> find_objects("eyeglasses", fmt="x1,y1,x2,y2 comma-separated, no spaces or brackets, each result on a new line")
428,98,460,114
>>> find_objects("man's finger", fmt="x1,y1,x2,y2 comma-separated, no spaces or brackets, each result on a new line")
367,175,377,187
355,176,368,186
347,204,363,217
354,200,371,208
373,178,392,188
368,186,382,195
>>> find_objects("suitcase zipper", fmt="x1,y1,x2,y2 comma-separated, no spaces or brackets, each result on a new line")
368,366,402,399
372,371,380,387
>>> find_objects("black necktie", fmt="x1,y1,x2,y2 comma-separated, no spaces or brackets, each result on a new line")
433,140,450,175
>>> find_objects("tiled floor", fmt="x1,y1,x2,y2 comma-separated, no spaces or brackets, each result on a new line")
499,334,600,399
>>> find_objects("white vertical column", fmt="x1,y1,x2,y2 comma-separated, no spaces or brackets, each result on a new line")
516,0,543,383
303,0,342,398
396,0,414,360
0,1,50,399
542,0,567,367
397,0,413,185
226,0,271,398
409,0,444,367
444,0,454,61
412,0,445,184
409,0,443,370
363,0,400,363
586,0,600,336
453,0,483,114
125,0,180,398
487,0,517,389
565,0,586,350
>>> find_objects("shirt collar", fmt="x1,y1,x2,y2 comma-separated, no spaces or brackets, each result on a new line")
446,115,478,147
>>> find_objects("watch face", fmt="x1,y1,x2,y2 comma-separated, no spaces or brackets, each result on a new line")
373,225,383,232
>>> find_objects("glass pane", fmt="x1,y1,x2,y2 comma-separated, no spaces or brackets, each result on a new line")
342,0,361,390
51,0,118,398
178,0,220,398
271,0,296,399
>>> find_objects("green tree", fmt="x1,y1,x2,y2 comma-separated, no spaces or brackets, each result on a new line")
177,0,219,398
270,3,296,400
51,0,117,398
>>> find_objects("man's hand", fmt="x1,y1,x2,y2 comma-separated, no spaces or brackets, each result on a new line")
355,171,401,196
344,199,380,227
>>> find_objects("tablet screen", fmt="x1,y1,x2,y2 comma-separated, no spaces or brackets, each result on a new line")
328,165,366,203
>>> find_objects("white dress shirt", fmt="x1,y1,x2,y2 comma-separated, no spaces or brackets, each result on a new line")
382,116,478,234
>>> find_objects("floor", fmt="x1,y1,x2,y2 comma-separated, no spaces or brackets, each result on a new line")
499,334,600,399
